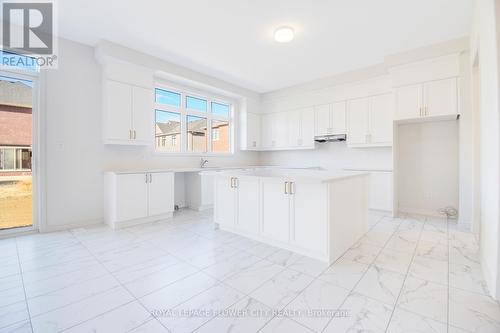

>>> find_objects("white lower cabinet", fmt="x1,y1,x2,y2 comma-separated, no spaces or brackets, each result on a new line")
215,175,329,259
290,182,328,255
148,172,175,216
236,177,260,234
261,178,290,243
115,173,149,222
214,176,236,228
105,172,174,228
214,176,260,234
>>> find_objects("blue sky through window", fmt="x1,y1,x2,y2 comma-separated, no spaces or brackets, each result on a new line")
186,96,207,112
156,110,180,123
155,89,180,107
0,51,38,72
211,102,230,117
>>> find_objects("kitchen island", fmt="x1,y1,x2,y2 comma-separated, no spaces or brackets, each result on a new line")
210,169,369,264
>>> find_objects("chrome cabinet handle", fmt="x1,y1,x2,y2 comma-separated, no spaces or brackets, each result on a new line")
129,129,132,139
149,174,152,183
145,174,148,183
234,178,238,188
230,177,234,188
290,182,295,194
284,181,289,194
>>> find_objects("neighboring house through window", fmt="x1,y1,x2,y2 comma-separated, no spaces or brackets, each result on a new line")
154,85,232,154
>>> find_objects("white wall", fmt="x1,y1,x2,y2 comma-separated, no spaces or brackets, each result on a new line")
260,144,392,171
40,38,260,231
470,0,500,300
397,120,459,216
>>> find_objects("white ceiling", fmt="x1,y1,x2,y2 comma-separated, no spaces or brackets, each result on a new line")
58,0,472,93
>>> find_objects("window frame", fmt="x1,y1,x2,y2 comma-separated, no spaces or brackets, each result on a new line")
154,83,234,156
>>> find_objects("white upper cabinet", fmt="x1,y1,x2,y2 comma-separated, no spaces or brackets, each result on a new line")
132,86,154,144
395,84,422,120
347,98,370,145
347,93,394,147
314,102,346,136
314,104,331,136
274,112,289,148
103,80,153,145
300,108,315,147
101,60,154,146
259,109,314,151
423,78,458,118
331,102,347,134
370,93,394,145
104,80,133,143
395,78,457,120
241,112,261,150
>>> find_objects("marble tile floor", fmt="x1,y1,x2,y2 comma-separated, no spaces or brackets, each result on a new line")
1,208,499,333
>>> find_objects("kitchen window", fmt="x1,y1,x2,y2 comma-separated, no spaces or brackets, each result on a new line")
154,85,232,155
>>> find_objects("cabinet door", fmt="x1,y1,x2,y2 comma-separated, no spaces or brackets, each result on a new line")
314,104,331,136
104,80,132,142
236,177,260,234
395,84,422,120
132,86,154,144
424,78,457,117
288,110,301,147
290,182,328,254
369,94,393,145
300,108,315,147
347,98,369,145
214,176,236,227
275,112,289,148
261,114,274,148
331,101,346,134
261,178,290,243
148,172,174,216
115,174,148,222
247,112,261,149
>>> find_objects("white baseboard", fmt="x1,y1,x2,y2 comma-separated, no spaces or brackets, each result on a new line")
481,250,498,300
189,204,213,212
108,212,174,230
41,219,104,233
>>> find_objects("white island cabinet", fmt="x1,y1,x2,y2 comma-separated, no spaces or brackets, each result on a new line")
213,169,368,263
104,171,174,229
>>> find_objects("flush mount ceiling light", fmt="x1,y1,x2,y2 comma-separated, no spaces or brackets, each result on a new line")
274,26,295,43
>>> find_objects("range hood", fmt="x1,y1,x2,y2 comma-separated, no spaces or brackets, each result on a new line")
314,134,347,143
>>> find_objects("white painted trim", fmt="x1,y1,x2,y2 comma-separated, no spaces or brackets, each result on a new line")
42,220,104,233
0,69,42,233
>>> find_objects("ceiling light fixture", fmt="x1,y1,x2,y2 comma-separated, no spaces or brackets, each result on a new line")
274,26,295,43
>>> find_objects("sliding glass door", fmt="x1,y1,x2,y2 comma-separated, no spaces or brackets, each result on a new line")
0,73,35,231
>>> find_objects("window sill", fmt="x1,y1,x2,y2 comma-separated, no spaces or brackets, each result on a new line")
153,151,235,157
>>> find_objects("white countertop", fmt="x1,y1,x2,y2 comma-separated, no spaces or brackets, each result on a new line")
104,165,322,175
203,168,368,183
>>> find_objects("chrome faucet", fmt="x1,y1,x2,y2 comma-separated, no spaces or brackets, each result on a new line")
200,158,208,168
